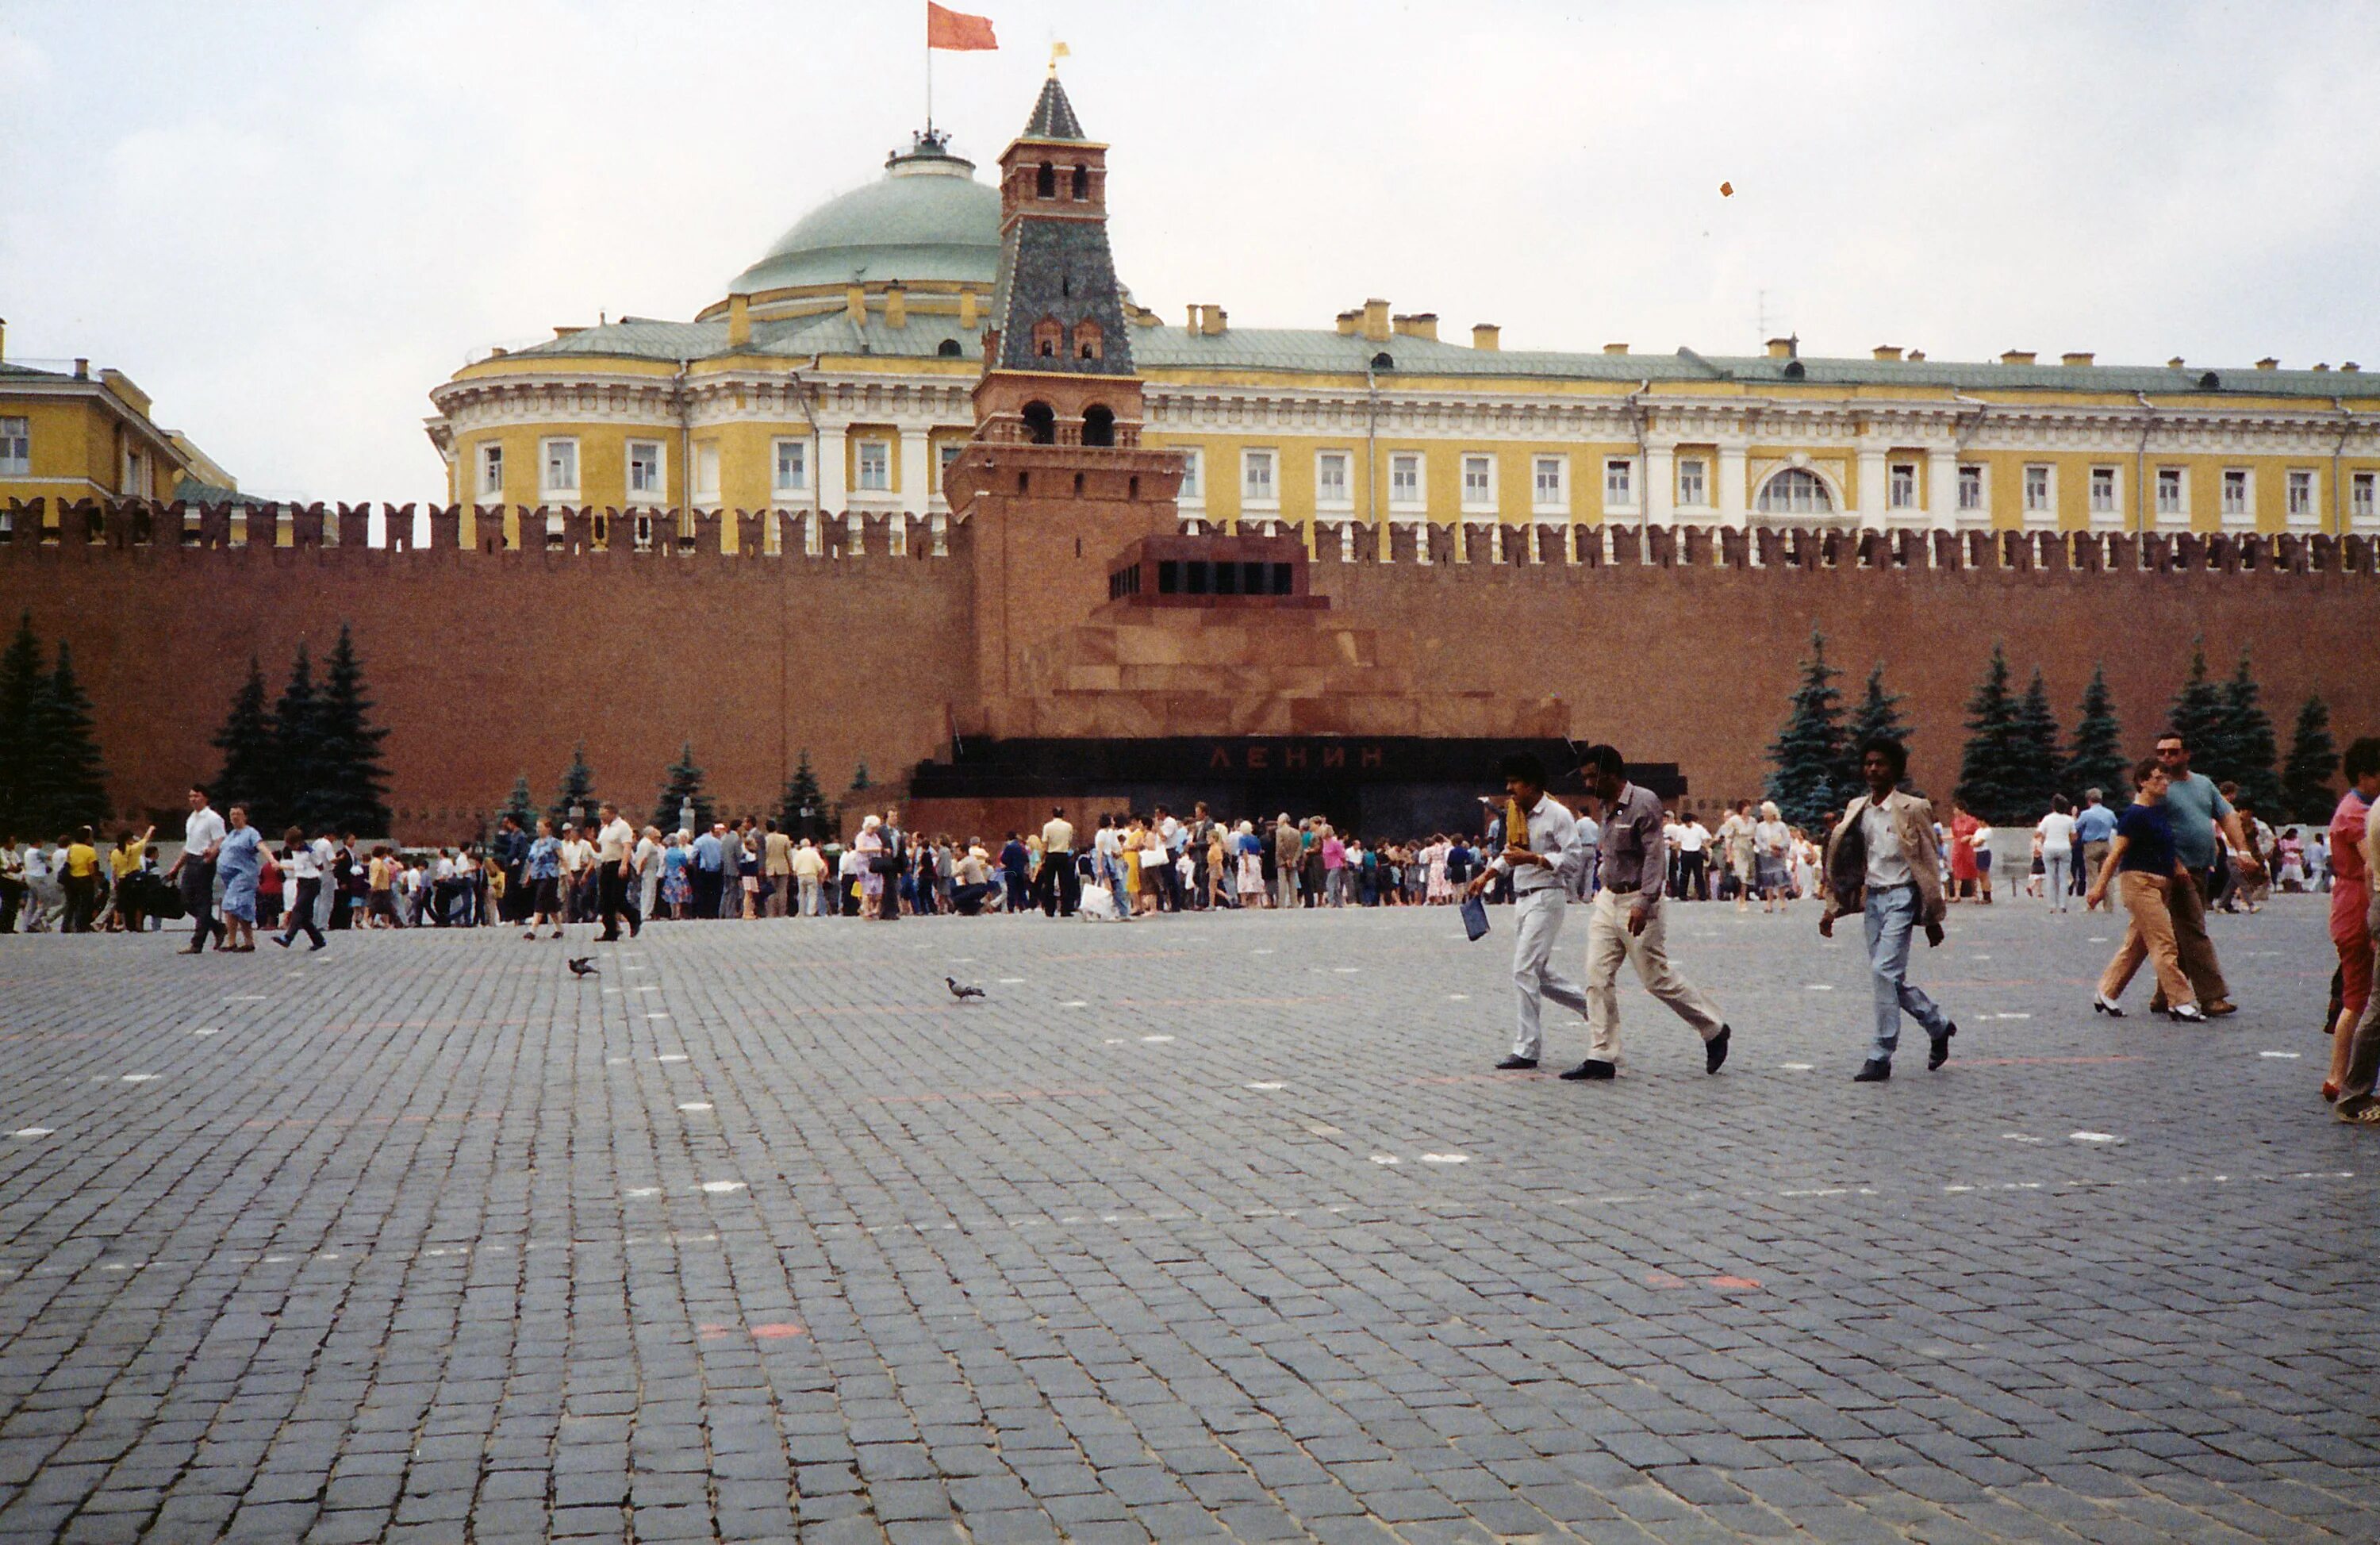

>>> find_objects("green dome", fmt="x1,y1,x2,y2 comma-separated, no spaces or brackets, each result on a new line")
729,132,1000,294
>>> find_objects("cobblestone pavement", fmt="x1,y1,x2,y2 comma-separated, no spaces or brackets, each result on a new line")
1,894,2374,1544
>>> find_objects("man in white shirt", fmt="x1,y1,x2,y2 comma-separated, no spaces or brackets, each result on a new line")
792,839,826,917
595,802,640,941
1466,753,1588,1070
167,786,228,953
1821,736,1956,1082
2036,797,2078,913
1038,808,1078,917
1676,814,1710,901
277,830,328,950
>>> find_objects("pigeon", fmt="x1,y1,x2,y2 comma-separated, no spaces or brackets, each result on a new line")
946,977,985,1000
567,957,598,977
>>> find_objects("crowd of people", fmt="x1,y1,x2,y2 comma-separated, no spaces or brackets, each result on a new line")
8,732,2376,1126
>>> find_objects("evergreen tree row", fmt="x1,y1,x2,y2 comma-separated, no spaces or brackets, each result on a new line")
0,613,111,840
493,745,843,840
208,626,390,835
1764,633,2343,829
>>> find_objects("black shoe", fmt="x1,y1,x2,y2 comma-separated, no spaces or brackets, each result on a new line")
1706,1024,1731,1075
1927,1021,1956,1071
308,940,326,951
178,944,204,955
1559,1059,1616,1081
273,934,291,949
1495,1055,1538,1070
1853,1059,1891,1082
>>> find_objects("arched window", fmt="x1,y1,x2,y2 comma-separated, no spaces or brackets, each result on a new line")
1755,467,1834,515
936,337,962,358
1371,352,1394,371
1031,315,1064,359
1073,319,1103,361
1070,164,1089,201
1035,162,1056,198
1082,405,1115,447
1022,402,1056,444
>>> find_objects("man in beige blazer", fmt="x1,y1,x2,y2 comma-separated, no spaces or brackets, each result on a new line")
1821,736,1958,1082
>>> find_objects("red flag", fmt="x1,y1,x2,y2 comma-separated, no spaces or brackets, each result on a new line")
927,2,996,50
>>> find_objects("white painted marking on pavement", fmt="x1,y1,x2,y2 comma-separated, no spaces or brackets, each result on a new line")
1061,1000,1089,1008
1804,984,1833,991
192,1028,218,1036
1420,1154,1468,1164
1141,1034,1175,1043
1245,1082,1284,1091
121,1074,158,1083
2070,1132,2121,1144
2260,1051,2301,1059
626,1187,660,1198
701,1181,746,1194
1779,1063,1814,1071
998,978,1026,984
1370,1155,1402,1165
2003,1133,2045,1143
1447,993,1468,1001
654,1054,687,1063
10,1128,53,1139
678,1103,712,1113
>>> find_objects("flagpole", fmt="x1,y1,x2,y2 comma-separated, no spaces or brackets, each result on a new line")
925,17,934,133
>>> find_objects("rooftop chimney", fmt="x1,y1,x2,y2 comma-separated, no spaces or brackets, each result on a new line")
1871,345,1902,362
2344,362,2363,372
1906,349,1925,362
845,285,866,326
727,292,751,348
1603,343,1630,356
2167,356,2186,369
0,317,7,361
1391,313,1438,341
959,290,978,330
1337,309,1361,336
1199,305,1226,336
884,284,907,329
1765,335,1797,359
2062,352,2094,367
2255,356,2279,371
1361,298,1392,343
74,357,88,379
2000,350,2036,366
1471,323,1499,352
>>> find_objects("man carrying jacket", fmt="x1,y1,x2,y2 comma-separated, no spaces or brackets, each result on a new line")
1822,736,1959,1082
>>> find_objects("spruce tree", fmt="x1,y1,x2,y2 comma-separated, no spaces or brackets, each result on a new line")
313,625,391,835
1841,663,1909,785
850,760,873,796
501,774,539,832
272,642,324,832
2217,647,2282,817
2013,668,2064,816
1763,631,1845,828
2164,638,2226,774
2063,664,2129,802
655,741,713,834
778,749,827,840
2281,695,2339,824
210,657,280,827
550,744,598,828
30,644,109,835
0,613,45,836
1955,644,2031,824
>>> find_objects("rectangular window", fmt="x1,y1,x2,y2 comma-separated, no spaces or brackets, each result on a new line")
1315,451,1350,507
857,440,890,491
693,444,720,504
1603,457,1636,508
1178,448,1202,500
124,449,148,498
2221,468,2249,518
2090,465,2117,514
1389,452,1422,507
477,442,503,499
1672,456,1703,509
1889,462,1917,510
2023,463,2052,515
627,440,663,499
2155,467,2185,517
0,417,25,476
938,441,962,493
2286,469,2315,521
1242,448,1276,505
1956,464,1983,512
541,437,578,497
773,439,807,493
2354,471,2376,522
1461,453,1494,510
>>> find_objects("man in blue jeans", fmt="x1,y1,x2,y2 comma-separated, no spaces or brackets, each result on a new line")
1821,736,1958,1082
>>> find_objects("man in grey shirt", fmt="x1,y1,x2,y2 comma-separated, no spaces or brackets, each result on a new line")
1564,744,1732,1082
2151,732,2258,1015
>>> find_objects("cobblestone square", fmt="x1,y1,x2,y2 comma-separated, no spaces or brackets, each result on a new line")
2,897,2374,1543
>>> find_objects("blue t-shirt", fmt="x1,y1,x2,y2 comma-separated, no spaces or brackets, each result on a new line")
2072,804,2117,844
1000,840,1028,875
217,824,262,884
525,835,561,880
2114,802,2176,877
2159,772,2231,871
692,832,723,871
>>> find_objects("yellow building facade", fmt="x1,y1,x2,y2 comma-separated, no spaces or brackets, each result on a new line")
426,127,2380,551
0,321,236,529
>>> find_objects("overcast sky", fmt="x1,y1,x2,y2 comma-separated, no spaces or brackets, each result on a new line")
5,1,2376,501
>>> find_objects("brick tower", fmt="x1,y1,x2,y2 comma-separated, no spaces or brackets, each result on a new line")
945,72,1185,721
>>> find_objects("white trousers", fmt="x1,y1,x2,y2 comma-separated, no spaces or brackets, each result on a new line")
1509,886,1590,1061
1585,888,1726,1064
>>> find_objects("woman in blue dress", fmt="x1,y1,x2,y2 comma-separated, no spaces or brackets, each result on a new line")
658,833,693,920
215,805,263,952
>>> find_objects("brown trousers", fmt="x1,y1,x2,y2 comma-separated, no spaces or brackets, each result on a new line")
2099,872,2196,1008
2150,867,2230,1007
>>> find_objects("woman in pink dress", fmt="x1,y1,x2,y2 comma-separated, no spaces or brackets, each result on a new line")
1426,837,1453,904
854,816,885,920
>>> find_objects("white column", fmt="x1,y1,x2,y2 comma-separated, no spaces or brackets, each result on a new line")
818,425,847,518
1927,448,1959,531
1645,444,1676,527
899,425,930,517
1718,443,1749,528
1857,445,1888,526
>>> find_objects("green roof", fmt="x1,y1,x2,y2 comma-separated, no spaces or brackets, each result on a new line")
727,136,1000,295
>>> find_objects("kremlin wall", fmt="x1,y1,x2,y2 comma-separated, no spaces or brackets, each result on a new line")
5,74,2380,840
